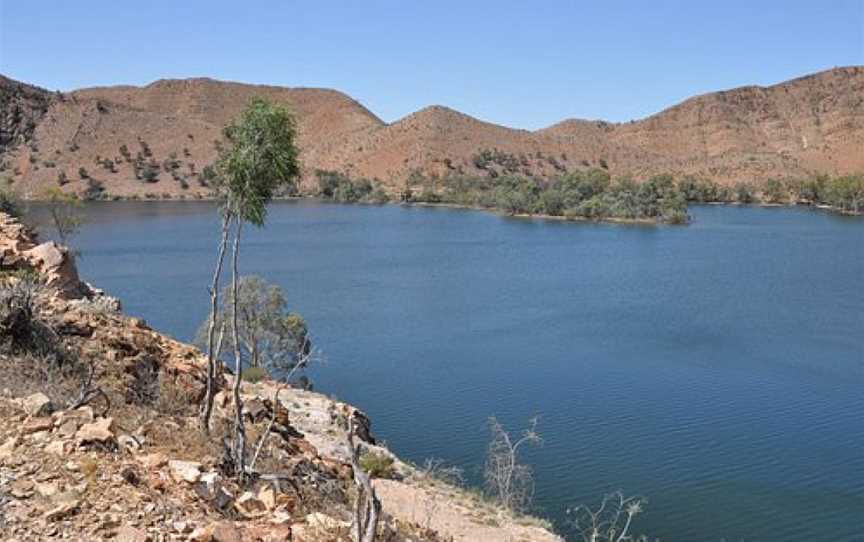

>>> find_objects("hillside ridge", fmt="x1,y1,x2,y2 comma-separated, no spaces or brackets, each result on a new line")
0,66,861,198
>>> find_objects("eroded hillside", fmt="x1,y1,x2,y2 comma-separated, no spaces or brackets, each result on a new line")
0,67,861,199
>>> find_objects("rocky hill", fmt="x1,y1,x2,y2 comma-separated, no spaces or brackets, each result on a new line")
0,67,861,198
0,212,562,541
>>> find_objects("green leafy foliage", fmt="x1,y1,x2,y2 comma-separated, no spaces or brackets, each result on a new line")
196,275,311,381
212,98,300,226
408,169,689,223
359,451,396,479
315,170,389,203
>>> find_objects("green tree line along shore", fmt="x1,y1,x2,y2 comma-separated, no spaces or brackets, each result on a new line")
314,168,864,223
3,141,863,222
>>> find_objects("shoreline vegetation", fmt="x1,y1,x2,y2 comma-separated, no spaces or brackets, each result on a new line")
309,169,864,221
4,168,863,223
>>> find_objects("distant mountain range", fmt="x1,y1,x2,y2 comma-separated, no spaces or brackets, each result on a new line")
1,66,861,198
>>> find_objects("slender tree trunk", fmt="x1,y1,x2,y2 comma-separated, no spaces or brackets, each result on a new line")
231,219,247,479
349,417,381,542
200,211,232,434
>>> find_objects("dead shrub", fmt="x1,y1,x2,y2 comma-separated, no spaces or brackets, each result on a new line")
0,273,66,361
0,351,89,407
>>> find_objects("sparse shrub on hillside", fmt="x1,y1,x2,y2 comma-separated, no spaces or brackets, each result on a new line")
0,182,21,217
119,144,131,161
196,275,312,379
567,491,649,542
360,451,396,479
0,273,64,361
762,179,788,204
241,366,268,383
78,167,89,179
822,174,864,214
163,153,180,172
598,158,609,169
82,178,105,200
139,140,152,158
57,172,68,186
735,182,754,203
471,148,522,174
141,166,159,183
315,169,383,203
41,187,85,248
484,416,541,513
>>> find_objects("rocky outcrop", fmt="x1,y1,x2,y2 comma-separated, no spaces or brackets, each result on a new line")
0,212,114,301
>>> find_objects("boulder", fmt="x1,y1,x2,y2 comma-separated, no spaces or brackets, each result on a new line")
172,521,192,534
56,420,79,438
115,526,151,542
305,512,350,532
44,498,80,521
0,435,21,460
258,485,277,510
21,241,88,298
168,460,202,483
193,471,222,500
190,522,242,542
75,417,116,447
55,405,94,426
244,397,268,423
187,526,214,542
20,392,53,417
212,522,243,542
35,482,59,498
118,434,142,452
21,417,54,435
45,439,71,456
234,491,267,518
137,452,168,469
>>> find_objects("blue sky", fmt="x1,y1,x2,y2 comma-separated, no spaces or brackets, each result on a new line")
1,1,861,129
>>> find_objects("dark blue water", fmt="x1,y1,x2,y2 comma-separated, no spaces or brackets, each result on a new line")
48,201,864,541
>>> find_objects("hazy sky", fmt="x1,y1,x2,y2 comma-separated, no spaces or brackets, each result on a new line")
1,1,861,129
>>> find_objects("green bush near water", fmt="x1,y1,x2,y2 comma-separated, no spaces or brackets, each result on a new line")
313,167,863,221
409,169,690,223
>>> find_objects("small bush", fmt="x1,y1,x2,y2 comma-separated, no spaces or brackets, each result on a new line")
0,273,65,361
360,451,396,479
241,366,269,383
0,183,22,217
142,166,159,183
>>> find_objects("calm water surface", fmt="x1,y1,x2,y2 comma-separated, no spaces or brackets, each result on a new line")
45,201,864,541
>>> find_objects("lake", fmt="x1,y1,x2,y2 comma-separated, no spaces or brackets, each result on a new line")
40,201,864,541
